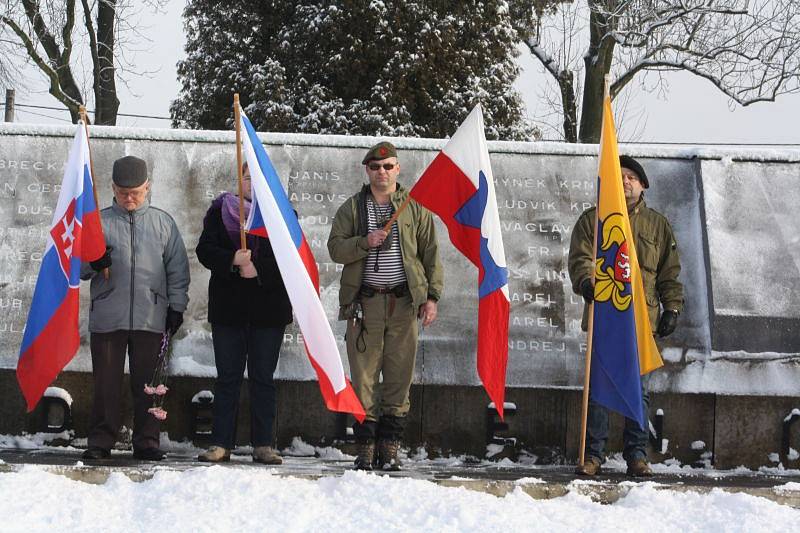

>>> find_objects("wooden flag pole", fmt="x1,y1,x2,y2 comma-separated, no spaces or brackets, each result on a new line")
380,194,412,233
79,106,109,280
577,76,611,467
233,94,247,250
578,236,598,466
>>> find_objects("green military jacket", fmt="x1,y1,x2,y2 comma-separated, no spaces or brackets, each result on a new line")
567,197,683,332
327,183,444,312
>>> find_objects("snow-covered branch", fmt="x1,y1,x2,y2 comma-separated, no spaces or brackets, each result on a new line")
521,0,800,141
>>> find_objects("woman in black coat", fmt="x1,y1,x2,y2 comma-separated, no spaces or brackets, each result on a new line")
195,165,292,464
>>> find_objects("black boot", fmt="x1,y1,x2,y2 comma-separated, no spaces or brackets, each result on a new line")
354,441,376,471
353,420,378,470
377,415,405,471
377,439,401,471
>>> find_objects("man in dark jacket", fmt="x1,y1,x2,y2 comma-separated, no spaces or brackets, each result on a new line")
81,156,190,461
568,155,683,477
196,163,292,465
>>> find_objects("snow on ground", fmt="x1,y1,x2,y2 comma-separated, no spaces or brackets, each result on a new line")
1,435,800,530
0,431,74,449
0,465,798,532
281,436,354,460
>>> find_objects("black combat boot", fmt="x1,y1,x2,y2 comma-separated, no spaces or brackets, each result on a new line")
377,439,402,471
377,415,405,471
354,441,376,471
353,420,378,470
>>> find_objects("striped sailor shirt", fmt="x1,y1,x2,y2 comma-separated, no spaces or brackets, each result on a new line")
361,196,406,287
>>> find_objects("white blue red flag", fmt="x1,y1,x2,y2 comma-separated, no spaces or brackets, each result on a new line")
17,122,106,411
409,104,511,419
239,110,366,422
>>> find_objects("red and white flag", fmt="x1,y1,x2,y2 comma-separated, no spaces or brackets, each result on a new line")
409,104,510,419
239,110,365,422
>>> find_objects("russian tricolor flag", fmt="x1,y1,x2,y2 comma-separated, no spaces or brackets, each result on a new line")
409,105,511,419
239,110,366,422
17,122,106,411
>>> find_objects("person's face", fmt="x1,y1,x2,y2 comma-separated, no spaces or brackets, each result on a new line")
365,157,399,193
113,180,150,211
621,167,644,204
242,167,252,201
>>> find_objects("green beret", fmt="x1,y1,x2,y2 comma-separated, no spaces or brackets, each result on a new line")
112,156,148,188
362,141,397,165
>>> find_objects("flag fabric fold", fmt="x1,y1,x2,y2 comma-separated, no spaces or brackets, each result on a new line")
590,95,663,430
17,122,106,411
409,104,510,419
239,110,365,422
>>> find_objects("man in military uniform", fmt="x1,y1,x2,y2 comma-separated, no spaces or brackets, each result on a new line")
568,155,683,477
328,141,443,471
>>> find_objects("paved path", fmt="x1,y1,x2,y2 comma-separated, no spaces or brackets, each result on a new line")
2,448,799,507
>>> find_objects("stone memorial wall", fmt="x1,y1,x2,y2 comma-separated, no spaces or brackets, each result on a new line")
0,124,797,398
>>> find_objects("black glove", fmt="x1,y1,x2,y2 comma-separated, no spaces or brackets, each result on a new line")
580,279,594,303
657,309,679,337
90,246,113,272
165,307,184,335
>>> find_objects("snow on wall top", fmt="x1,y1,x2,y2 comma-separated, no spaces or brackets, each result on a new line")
1,122,798,162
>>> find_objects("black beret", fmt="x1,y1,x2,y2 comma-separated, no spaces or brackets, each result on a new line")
362,141,397,165
112,156,148,188
619,155,649,188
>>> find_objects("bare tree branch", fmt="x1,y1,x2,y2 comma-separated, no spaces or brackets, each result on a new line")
1,0,166,124
0,13,82,113
81,0,101,124
524,0,800,142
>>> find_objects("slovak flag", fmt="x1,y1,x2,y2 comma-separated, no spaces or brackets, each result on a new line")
410,104,511,419
17,122,106,411
239,109,366,422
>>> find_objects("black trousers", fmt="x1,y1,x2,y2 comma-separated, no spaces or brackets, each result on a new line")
210,324,285,449
87,330,163,452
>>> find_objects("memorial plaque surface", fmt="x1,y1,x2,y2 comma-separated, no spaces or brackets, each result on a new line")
0,125,796,397
702,159,800,352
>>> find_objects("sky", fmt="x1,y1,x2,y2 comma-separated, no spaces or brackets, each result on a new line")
6,1,800,145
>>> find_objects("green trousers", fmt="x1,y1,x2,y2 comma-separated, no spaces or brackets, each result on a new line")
346,292,418,421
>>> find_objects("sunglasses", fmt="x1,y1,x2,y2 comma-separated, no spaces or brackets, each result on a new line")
367,163,396,171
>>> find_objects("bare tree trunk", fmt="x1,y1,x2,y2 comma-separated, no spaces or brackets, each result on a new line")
17,0,85,123
56,61,86,124
95,0,119,125
557,70,578,143
578,1,615,144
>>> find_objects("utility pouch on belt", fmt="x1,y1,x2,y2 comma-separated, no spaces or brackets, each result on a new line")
391,283,408,298
339,301,363,322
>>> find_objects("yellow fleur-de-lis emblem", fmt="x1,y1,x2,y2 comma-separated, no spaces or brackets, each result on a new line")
594,212,632,311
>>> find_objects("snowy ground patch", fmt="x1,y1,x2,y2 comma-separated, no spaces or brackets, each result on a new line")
0,465,798,532
281,436,354,461
0,431,74,449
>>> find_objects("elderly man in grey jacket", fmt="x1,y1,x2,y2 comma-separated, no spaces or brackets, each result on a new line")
81,156,190,461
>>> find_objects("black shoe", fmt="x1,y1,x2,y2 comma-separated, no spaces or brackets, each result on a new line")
82,447,110,460
133,447,166,461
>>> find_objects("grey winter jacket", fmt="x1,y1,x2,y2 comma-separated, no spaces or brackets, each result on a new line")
80,199,190,333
